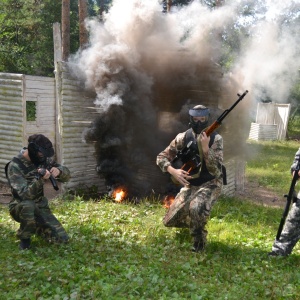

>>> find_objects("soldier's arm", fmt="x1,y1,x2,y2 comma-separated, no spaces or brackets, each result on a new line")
8,163,44,200
203,134,223,178
156,132,185,173
291,148,300,173
51,163,71,183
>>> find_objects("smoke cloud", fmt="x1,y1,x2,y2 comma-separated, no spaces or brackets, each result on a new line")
69,0,300,196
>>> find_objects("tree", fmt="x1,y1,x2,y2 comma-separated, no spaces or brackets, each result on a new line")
62,0,70,61
78,0,88,49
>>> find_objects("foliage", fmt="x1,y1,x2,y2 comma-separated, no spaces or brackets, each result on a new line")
26,101,36,121
0,0,80,76
288,113,300,140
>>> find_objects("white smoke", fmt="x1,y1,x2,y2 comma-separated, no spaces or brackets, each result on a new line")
71,0,299,109
231,0,300,104
69,0,300,195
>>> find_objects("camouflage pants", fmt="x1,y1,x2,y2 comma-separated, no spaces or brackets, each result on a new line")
271,197,300,256
9,198,69,243
163,180,222,243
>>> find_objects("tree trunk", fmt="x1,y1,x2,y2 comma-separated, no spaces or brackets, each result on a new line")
78,0,88,48
215,0,223,7
62,0,70,61
167,0,172,12
98,0,105,21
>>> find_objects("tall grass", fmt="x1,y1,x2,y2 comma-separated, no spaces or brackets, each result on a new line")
1,140,300,299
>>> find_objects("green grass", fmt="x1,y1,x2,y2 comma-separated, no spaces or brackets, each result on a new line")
1,140,300,299
1,196,300,299
288,114,300,139
245,139,299,194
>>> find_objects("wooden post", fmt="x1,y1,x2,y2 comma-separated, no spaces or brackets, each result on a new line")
53,23,62,66
53,23,63,163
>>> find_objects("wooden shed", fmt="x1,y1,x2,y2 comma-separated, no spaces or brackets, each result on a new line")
249,102,291,141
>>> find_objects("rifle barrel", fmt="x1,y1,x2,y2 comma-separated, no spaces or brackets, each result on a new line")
204,90,249,136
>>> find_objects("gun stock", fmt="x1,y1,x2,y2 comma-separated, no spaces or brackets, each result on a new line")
204,121,221,137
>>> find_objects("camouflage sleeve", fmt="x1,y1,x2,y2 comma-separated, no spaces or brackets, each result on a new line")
156,132,186,173
291,147,300,173
52,162,71,183
203,133,223,178
8,161,44,201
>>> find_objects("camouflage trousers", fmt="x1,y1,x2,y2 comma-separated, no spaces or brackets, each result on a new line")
163,180,222,243
9,197,69,243
271,196,300,256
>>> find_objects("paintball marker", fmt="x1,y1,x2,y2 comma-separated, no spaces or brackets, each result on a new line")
37,159,59,191
275,157,300,240
172,140,201,174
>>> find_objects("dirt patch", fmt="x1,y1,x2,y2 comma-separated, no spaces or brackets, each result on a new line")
236,179,286,208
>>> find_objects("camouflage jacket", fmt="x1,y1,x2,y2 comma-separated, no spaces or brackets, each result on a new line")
7,149,70,210
291,147,300,198
156,130,223,185
291,147,300,173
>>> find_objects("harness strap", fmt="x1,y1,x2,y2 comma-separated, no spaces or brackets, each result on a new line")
184,128,227,185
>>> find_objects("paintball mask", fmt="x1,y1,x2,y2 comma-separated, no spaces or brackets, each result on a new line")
188,105,210,134
27,134,54,166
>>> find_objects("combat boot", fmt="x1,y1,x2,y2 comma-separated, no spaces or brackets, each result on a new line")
268,251,287,257
19,238,31,250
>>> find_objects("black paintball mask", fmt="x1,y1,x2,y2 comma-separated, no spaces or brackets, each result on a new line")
188,105,210,134
27,134,54,167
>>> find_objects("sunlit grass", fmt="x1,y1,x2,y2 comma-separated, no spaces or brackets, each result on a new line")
245,139,299,193
1,139,300,299
1,194,300,299
288,114,300,138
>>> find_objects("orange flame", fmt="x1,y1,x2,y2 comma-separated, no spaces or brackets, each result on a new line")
163,195,175,209
113,189,126,202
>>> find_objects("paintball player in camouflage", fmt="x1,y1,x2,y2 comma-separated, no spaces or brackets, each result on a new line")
269,147,300,257
6,134,70,250
156,105,224,252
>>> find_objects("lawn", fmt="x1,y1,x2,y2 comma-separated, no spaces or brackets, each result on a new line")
1,140,300,300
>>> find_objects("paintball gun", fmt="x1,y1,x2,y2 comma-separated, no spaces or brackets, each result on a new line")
172,140,201,175
275,157,300,240
37,159,59,191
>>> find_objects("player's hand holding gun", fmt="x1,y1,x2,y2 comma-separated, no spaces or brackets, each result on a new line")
37,167,60,190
